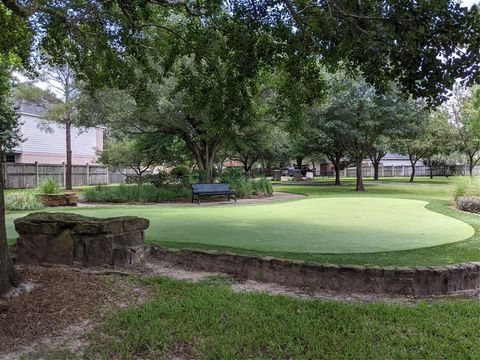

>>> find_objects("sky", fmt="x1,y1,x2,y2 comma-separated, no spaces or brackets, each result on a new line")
463,0,478,6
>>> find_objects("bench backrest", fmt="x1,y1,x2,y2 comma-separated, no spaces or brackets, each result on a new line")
192,183,231,193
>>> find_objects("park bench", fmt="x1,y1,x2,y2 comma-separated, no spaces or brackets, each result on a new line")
191,183,237,204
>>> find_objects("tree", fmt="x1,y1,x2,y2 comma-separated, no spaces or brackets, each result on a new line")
318,77,404,191
368,137,390,181
98,133,183,183
41,66,80,190
304,106,345,185
449,85,480,175
392,106,454,182
228,123,274,177
0,60,22,295
3,1,478,106
15,66,81,190
78,13,270,183
259,128,291,174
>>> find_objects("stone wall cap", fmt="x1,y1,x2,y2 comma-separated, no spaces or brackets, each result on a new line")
15,212,149,234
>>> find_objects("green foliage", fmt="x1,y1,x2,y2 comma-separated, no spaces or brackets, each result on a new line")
218,168,272,197
191,168,218,184
218,167,244,183
453,176,480,199
230,177,253,199
219,167,252,198
169,166,190,184
37,177,61,194
4,192,44,211
0,61,22,153
98,137,166,180
84,184,191,203
252,178,273,196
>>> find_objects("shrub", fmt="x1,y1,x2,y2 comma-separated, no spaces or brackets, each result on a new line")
84,184,191,203
170,166,191,184
252,178,273,196
5,192,45,211
144,171,170,187
219,167,244,183
456,196,480,214
37,177,61,194
229,177,253,199
191,168,219,183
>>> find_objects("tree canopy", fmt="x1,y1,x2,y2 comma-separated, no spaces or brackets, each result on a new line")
1,1,479,103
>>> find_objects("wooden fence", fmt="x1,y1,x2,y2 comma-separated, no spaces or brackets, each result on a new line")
1,162,126,189
317,164,472,178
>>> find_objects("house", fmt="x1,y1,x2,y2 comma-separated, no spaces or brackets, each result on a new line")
3,100,104,165
364,153,412,167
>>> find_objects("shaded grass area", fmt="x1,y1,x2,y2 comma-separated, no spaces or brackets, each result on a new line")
87,276,480,359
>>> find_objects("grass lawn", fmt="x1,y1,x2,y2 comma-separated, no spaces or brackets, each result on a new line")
86,276,480,359
5,176,480,266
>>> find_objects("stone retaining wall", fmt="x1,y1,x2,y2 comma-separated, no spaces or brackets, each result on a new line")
15,212,149,267
150,246,480,296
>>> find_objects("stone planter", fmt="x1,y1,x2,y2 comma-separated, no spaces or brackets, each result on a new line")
36,193,78,207
14,212,150,267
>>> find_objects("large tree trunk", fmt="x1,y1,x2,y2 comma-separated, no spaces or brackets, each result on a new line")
0,159,19,295
355,157,365,191
469,155,474,176
65,121,73,190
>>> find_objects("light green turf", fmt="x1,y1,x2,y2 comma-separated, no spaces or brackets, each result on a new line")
6,197,474,253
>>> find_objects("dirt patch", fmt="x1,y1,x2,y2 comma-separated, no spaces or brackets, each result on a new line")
0,266,111,353
0,265,151,359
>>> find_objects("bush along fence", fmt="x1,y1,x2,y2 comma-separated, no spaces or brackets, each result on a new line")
1,162,126,189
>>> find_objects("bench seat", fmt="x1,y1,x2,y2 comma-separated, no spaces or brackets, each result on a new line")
192,183,237,204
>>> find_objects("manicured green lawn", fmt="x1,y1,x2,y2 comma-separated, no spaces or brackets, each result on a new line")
87,276,480,359
5,176,480,266
7,197,472,254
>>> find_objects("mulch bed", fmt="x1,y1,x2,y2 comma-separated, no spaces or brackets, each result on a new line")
0,266,113,352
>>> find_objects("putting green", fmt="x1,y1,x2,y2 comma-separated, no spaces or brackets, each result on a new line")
5,197,474,253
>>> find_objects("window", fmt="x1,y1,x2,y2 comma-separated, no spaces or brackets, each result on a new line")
5,154,15,163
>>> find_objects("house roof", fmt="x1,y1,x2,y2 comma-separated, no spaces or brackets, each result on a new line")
383,153,410,160
17,100,52,116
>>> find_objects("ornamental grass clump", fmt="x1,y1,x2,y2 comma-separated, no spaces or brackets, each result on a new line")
252,178,273,196
453,176,480,214
5,192,45,211
37,177,61,194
